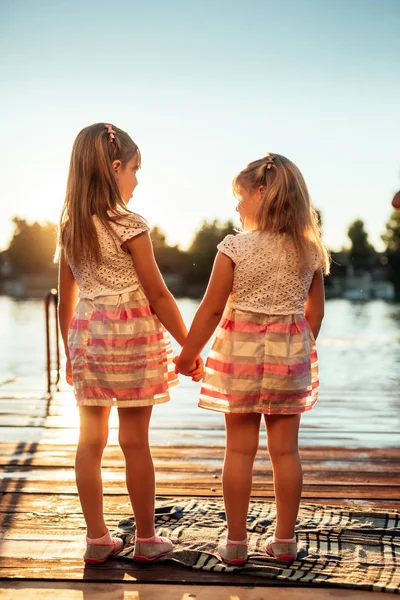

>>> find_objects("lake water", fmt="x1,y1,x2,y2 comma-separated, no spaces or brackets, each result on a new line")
0,296,399,447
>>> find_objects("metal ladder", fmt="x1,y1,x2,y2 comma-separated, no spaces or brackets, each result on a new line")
44,289,60,397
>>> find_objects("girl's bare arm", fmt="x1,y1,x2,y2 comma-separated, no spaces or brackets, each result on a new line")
58,252,78,384
58,252,78,355
177,251,234,373
304,269,325,340
125,232,188,347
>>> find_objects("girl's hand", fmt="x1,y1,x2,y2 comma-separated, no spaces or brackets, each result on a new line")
66,357,73,386
189,357,204,382
173,356,204,382
173,355,194,376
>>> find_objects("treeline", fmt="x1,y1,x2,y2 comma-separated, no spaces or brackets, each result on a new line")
344,214,400,298
1,212,399,297
0,217,236,291
151,221,236,285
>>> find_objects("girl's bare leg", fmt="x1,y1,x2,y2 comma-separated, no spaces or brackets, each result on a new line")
223,412,261,541
265,413,302,539
75,406,111,538
118,406,155,539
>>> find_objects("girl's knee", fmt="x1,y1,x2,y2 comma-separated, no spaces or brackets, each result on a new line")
119,431,149,455
265,414,300,460
228,437,259,458
78,433,108,456
78,407,110,454
118,407,152,454
225,413,260,457
268,442,299,461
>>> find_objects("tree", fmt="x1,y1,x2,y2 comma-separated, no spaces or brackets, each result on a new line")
185,219,237,283
347,219,375,260
150,226,168,251
382,211,400,253
150,226,188,275
6,218,58,274
382,211,400,300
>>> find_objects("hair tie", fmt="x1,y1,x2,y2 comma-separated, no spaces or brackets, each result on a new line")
265,153,275,170
104,123,116,143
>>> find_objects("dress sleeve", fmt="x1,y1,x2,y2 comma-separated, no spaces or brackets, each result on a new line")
111,212,150,244
217,234,239,264
311,247,323,272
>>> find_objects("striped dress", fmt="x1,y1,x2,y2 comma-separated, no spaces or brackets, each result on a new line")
199,231,320,415
67,211,178,408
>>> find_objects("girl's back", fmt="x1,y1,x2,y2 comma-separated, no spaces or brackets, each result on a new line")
69,212,148,299
219,230,320,315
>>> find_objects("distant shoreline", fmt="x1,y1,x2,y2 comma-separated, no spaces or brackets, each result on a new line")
0,270,397,302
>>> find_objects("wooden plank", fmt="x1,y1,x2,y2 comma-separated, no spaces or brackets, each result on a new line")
0,581,392,599
3,409,399,433
1,429,399,447
2,454,400,475
1,442,400,461
1,476,399,499
1,453,400,474
0,515,90,531
1,415,398,437
0,557,281,586
1,445,399,481
1,492,398,517
1,419,399,447
1,485,399,503
1,460,399,477
2,455,400,476
1,472,399,494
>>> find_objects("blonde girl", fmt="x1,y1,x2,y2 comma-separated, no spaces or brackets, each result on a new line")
175,153,329,565
58,123,202,564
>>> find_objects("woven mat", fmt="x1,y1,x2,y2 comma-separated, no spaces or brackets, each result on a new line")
116,497,400,593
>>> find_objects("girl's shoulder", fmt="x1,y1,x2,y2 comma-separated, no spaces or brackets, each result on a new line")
308,243,324,272
111,209,148,227
217,231,257,264
108,210,150,243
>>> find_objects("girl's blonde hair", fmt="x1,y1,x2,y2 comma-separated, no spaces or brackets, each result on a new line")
57,122,140,266
233,153,330,274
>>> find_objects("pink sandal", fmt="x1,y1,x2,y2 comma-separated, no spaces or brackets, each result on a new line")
84,535,125,564
265,536,297,562
133,535,173,562
218,539,248,566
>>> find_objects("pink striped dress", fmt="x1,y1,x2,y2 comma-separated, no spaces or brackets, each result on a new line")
67,211,178,407
199,231,320,415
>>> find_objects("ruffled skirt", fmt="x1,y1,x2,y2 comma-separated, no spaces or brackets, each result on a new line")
199,308,318,415
68,289,178,407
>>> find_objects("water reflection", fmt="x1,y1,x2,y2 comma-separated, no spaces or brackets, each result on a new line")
1,296,399,387
316,300,400,392
0,296,399,445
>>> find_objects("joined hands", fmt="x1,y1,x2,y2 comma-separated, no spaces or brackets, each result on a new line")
173,356,204,382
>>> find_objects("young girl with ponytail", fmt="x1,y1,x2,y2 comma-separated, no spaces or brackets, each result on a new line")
175,153,329,565
57,123,202,564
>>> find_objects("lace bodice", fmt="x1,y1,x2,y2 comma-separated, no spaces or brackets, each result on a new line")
69,212,149,299
218,231,321,315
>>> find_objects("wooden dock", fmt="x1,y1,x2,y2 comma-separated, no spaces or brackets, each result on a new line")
0,385,399,599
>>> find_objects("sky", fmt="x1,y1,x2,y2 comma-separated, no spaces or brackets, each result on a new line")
1,0,399,252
